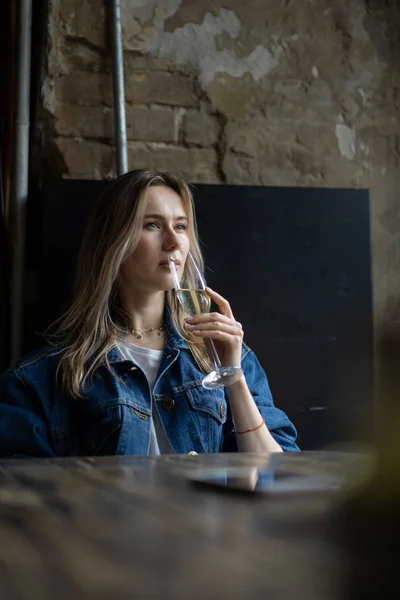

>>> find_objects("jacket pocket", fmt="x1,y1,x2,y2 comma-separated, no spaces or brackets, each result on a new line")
184,385,227,452
185,386,227,423
80,399,151,456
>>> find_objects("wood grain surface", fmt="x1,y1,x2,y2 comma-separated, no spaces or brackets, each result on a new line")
0,452,371,600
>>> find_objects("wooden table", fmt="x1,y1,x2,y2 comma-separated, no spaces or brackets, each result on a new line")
0,452,372,599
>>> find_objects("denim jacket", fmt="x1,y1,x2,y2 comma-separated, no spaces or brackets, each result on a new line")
0,316,299,457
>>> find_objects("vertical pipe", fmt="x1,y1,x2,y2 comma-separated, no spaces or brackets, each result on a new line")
110,0,128,175
10,0,32,363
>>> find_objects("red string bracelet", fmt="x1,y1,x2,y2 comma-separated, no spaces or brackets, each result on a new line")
234,417,265,435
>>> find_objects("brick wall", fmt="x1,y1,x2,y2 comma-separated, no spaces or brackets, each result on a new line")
33,0,400,327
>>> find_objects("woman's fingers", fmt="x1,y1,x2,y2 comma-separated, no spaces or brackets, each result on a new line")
191,329,243,345
205,287,234,319
184,288,243,343
186,320,244,350
187,289,243,366
187,320,243,337
185,312,243,336
186,311,234,326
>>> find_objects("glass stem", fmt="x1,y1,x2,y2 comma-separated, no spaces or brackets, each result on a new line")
205,339,222,370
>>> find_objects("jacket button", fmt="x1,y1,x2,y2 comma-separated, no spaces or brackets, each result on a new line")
162,397,175,411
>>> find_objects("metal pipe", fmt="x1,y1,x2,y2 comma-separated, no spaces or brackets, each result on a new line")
110,0,128,175
10,0,32,363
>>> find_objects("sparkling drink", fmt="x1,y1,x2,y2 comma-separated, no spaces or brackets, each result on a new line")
176,289,211,316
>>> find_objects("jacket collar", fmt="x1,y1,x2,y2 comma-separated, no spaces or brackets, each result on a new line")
108,304,189,365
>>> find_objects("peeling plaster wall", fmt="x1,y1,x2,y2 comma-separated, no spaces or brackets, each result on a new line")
34,0,400,328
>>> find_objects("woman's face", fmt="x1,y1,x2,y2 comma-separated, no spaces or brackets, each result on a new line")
120,185,190,294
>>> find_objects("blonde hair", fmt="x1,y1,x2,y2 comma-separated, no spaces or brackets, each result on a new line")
50,170,212,398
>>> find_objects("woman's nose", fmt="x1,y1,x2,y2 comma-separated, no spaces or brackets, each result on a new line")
163,227,180,250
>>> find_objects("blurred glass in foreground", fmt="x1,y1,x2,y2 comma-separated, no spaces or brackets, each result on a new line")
337,310,400,599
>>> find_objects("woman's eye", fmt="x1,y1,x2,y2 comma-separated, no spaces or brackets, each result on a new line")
175,224,188,231
145,222,159,229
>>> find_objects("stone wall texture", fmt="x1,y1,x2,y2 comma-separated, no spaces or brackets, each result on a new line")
35,0,400,329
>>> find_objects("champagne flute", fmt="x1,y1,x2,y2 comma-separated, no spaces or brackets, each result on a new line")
169,251,244,389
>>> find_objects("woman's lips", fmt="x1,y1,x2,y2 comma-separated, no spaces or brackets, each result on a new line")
160,260,181,266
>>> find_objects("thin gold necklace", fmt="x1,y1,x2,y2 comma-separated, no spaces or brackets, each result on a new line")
131,323,166,340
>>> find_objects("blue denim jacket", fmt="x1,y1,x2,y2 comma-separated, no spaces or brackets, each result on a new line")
0,316,299,457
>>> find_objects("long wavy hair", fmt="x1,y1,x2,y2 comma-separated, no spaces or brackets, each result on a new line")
51,170,212,398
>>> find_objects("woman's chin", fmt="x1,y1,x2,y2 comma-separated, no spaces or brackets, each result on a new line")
164,283,177,292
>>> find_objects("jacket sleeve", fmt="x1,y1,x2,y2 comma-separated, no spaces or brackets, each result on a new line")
0,370,56,458
223,348,300,452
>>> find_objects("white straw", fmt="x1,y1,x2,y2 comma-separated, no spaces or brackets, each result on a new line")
168,256,181,289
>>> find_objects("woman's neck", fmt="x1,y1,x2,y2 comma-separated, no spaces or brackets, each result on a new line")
120,289,166,332
119,290,167,350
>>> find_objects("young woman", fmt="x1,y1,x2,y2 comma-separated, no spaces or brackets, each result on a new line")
0,170,299,457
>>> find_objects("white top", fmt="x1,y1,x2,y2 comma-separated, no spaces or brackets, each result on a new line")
116,341,173,455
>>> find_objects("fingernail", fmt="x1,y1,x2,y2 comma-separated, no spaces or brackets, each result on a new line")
186,324,195,329
185,317,193,322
